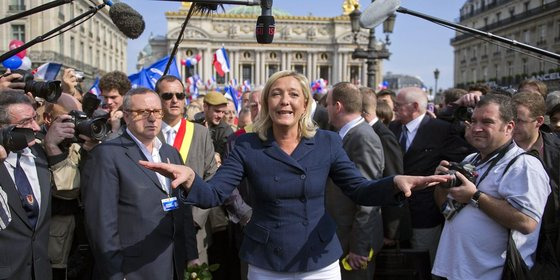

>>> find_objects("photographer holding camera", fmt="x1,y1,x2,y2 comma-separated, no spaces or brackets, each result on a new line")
432,94,550,279
0,89,71,280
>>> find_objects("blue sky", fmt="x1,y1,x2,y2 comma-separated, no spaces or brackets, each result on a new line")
123,0,465,89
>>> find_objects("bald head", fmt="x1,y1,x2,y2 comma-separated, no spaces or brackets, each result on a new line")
395,87,428,124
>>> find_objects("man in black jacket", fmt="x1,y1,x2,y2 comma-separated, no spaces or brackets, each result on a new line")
512,91,560,262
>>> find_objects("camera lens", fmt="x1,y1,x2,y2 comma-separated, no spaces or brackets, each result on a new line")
24,80,62,103
89,119,108,140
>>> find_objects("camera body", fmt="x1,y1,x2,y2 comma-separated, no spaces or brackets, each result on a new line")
74,71,85,82
0,126,35,153
62,110,109,145
438,162,477,189
12,69,62,103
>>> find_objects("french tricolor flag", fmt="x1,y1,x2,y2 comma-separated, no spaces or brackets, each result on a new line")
213,47,230,77
33,62,62,81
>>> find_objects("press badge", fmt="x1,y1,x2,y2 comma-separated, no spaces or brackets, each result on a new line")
161,197,179,211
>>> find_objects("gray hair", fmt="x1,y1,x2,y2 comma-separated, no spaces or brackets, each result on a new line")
0,90,33,126
122,87,161,111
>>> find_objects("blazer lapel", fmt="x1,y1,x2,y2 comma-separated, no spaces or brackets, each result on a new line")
31,145,51,228
262,132,306,173
291,136,316,162
0,164,33,229
122,133,167,194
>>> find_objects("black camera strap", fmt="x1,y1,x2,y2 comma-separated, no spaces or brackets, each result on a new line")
443,140,516,220
469,140,515,187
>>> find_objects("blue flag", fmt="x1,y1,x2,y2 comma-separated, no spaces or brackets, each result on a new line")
128,55,181,90
224,86,241,114
88,78,101,96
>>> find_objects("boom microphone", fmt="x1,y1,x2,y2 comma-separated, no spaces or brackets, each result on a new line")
256,0,274,44
359,0,400,29
107,2,145,39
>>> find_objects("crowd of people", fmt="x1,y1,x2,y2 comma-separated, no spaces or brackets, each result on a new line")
0,66,559,280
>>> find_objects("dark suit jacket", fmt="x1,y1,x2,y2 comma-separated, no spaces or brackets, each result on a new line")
0,145,52,280
81,132,197,280
184,129,402,272
389,115,471,228
372,120,412,241
540,132,560,258
312,104,330,130
326,121,385,272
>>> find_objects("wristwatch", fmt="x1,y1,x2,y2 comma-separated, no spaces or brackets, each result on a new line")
470,190,483,208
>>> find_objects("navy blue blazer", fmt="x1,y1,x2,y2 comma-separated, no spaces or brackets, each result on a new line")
184,129,400,272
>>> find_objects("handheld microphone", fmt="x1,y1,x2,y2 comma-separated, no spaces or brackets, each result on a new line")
255,0,274,44
360,0,400,29
107,2,145,39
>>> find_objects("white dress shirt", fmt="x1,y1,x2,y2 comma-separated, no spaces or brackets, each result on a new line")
3,147,42,209
126,129,171,194
338,116,364,140
161,121,181,146
402,113,426,150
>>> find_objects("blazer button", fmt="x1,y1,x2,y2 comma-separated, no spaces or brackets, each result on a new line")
302,221,309,226
300,174,306,180
300,197,306,203
274,176,279,182
274,247,283,255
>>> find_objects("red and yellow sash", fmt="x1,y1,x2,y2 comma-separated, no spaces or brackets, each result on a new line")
172,119,195,162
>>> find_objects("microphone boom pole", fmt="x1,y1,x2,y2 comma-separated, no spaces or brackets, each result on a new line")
0,0,74,25
0,2,108,63
155,0,260,5
396,6,560,60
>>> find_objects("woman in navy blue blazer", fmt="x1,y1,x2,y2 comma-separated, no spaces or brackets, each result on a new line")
141,70,449,279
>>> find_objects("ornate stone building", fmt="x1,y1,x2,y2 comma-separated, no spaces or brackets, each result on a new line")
452,0,560,89
140,3,381,87
0,0,127,82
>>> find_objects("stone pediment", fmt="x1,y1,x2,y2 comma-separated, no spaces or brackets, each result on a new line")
337,32,369,44
169,26,210,40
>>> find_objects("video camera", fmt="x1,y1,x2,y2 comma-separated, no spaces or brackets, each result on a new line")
0,126,35,153
12,69,62,103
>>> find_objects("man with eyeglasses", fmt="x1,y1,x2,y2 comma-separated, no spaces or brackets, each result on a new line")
511,91,560,265
0,90,79,280
81,87,198,280
154,75,218,266
388,87,471,265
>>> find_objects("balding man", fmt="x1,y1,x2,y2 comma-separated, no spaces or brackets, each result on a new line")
361,87,411,246
389,87,470,264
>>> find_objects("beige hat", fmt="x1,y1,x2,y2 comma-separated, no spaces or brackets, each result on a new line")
204,91,228,106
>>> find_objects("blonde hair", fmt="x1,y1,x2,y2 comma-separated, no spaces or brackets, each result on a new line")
253,70,317,141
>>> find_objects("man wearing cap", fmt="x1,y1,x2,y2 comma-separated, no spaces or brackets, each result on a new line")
204,91,234,160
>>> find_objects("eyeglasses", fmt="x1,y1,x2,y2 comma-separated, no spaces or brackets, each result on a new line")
160,92,186,100
14,114,39,128
126,109,164,120
514,118,537,124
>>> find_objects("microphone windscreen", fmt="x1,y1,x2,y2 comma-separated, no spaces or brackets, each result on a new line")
256,16,275,44
109,2,145,39
360,0,400,29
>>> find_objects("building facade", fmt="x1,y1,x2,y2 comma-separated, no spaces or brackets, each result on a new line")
0,0,127,82
139,3,383,88
452,0,560,90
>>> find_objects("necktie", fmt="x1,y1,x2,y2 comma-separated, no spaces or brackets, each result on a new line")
399,125,408,152
166,129,175,146
15,152,39,228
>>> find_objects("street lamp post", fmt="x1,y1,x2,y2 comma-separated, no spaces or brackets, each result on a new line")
349,2,395,89
434,68,440,96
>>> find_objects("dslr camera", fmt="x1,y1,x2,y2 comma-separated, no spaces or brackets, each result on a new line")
12,69,62,103
0,126,35,153
437,162,477,189
60,93,109,145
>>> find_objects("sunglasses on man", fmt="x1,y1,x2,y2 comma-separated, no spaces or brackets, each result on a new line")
160,92,186,100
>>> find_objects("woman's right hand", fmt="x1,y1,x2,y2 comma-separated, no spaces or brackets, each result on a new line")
139,160,196,190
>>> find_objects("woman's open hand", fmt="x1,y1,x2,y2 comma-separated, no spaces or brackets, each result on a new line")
139,160,196,190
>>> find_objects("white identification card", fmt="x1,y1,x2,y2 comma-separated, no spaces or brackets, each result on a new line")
161,197,179,211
